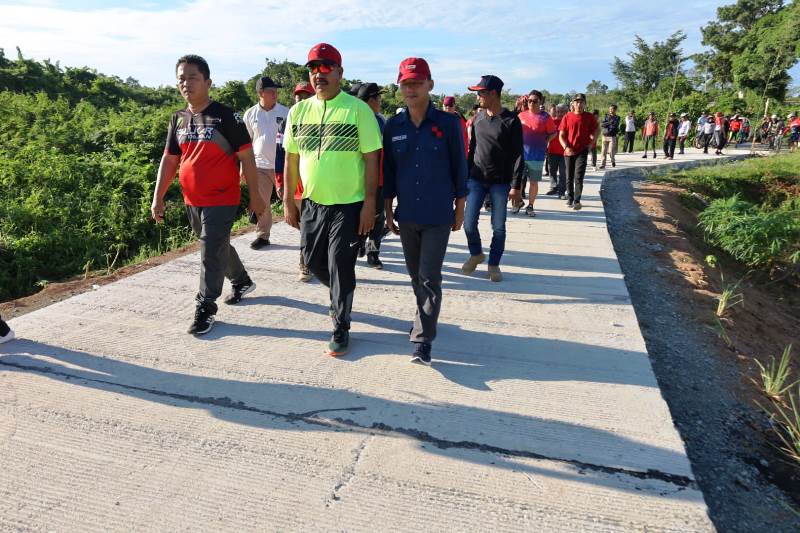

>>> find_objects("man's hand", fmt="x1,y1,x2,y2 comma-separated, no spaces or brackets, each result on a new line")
508,188,522,203
385,210,400,235
452,197,465,232
276,187,283,200
358,200,375,236
285,199,300,229
563,147,575,156
151,197,166,224
249,196,267,221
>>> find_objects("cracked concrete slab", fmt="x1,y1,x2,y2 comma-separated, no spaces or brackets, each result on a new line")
0,148,737,531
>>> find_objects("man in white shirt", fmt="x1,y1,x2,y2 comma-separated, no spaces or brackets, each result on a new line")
677,113,691,154
623,111,636,153
243,76,289,249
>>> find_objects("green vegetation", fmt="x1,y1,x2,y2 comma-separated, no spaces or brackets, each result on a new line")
763,384,800,466
755,345,797,400
658,153,800,275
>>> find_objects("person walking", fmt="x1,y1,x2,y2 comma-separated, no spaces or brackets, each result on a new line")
356,82,388,269
152,55,266,335
590,109,601,171
600,104,620,169
641,112,658,158
383,57,467,366
623,111,636,153
242,76,289,250
275,82,315,282
462,74,524,282
0,314,14,344
282,43,382,357
677,113,691,154
518,90,557,217
714,112,728,155
663,112,679,159
702,115,715,153
559,93,597,211
546,104,568,198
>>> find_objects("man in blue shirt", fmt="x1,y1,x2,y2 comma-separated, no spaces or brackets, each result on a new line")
383,57,468,366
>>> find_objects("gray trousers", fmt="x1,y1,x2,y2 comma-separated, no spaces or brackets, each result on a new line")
399,222,451,345
186,204,248,314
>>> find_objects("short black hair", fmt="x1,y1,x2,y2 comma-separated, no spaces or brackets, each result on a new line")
176,54,210,80
528,89,544,102
610,104,618,110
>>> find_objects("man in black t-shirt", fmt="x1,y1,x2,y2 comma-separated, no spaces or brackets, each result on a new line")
462,75,524,282
152,55,266,335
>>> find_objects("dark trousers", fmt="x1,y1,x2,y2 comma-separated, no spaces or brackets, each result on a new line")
703,133,713,152
300,199,362,332
623,132,635,152
590,146,597,167
365,186,385,256
547,153,566,195
186,205,248,314
643,135,657,155
715,130,727,151
565,149,589,203
663,138,676,158
678,136,686,154
398,222,451,345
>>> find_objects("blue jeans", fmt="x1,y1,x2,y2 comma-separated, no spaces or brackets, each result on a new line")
464,179,511,266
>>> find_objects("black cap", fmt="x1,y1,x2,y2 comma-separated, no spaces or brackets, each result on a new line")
468,75,504,93
572,93,587,102
256,76,280,91
348,82,363,96
356,82,385,101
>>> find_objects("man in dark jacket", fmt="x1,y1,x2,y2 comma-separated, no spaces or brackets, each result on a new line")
600,104,620,169
462,75,524,282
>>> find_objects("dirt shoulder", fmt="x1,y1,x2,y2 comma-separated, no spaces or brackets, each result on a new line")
603,171,800,532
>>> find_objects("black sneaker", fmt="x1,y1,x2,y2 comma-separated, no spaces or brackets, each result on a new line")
250,237,270,250
545,189,558,196
188,305,215,335
224,278,255,305
566,199,574,208
410,343,432,366
366,253,383,269
325,329,349,357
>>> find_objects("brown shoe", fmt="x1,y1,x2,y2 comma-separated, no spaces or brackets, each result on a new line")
461,253,486,274
488,265,503,282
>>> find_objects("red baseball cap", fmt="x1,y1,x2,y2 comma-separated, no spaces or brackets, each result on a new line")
293,82,314,96
397,57,431,83
306,43,342,66
443,96,456,106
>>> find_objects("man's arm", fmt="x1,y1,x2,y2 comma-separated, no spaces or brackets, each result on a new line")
283,152,301,229
508,117,524,194
151,154,180,223
382,126,399,235
359,150,380,235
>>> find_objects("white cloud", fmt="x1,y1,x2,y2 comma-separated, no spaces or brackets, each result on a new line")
0,0,730,93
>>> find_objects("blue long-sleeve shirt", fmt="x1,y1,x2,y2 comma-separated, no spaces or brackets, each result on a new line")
382,103,468,225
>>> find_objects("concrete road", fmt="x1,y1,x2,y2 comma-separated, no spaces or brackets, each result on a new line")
1,147,742,532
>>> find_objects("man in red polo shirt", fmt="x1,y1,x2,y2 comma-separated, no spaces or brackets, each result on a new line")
152,54,266,335
558,93,597,211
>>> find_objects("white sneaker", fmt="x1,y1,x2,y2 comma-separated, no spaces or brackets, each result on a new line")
0,329,15,344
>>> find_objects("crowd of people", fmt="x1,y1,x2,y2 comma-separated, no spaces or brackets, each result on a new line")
3,44,798,365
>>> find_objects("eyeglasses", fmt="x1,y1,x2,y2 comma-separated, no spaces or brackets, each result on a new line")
307,61,336,74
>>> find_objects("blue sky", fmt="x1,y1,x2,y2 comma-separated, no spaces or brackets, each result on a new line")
2,0,798,95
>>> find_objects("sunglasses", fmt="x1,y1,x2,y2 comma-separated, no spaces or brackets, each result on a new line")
307,61,336,74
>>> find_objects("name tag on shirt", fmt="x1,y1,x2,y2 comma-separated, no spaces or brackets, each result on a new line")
392,135,407,142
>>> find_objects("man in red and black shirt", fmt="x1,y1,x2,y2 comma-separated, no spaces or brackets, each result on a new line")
151,54,266,335
559,93,598,211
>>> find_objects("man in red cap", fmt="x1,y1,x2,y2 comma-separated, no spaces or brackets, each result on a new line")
282,43,382,357
383,58,467,365
462,74,524,282
442,95,469,155
293,82,314,103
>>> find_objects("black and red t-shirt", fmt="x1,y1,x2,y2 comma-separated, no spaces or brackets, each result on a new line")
164,101,252,207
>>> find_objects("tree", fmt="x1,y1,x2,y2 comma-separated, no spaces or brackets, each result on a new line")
212,80,251,113
700,0,785,86
586,80,608,95
611,31,686,103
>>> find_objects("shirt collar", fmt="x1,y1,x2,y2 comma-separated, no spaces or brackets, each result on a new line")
398,101,438,126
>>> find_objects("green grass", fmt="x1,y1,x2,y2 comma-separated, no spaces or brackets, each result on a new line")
754,345,797,401
655,153,800,274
